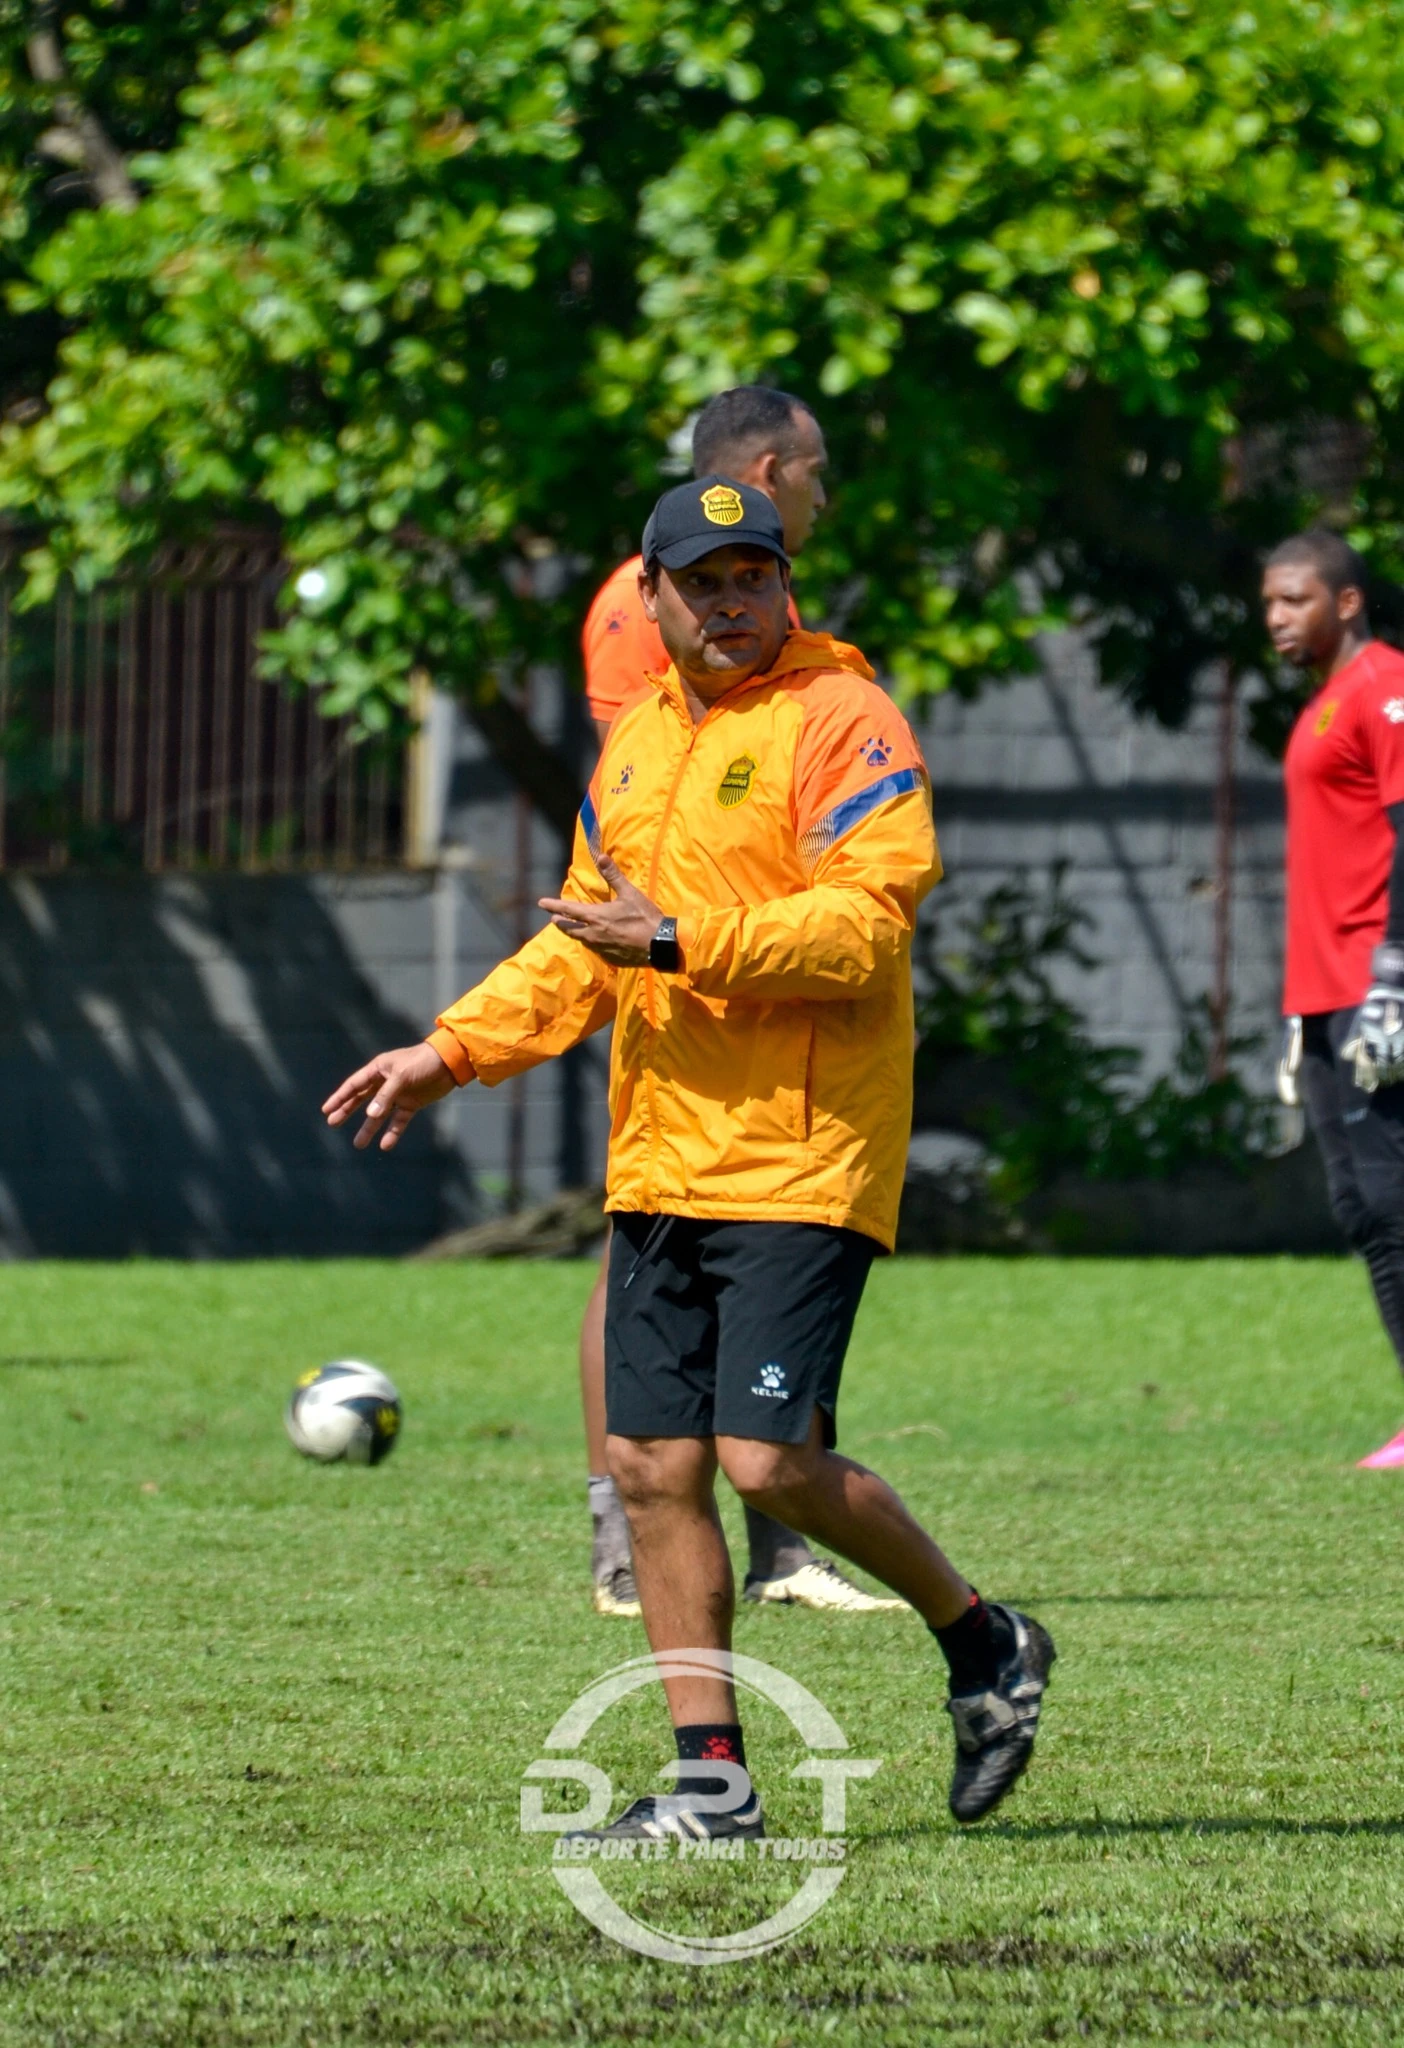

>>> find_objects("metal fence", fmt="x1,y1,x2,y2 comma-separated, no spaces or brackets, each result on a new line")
0,533,404,871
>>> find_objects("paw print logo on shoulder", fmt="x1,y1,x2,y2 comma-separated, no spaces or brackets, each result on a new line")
610,762,635,796
1384,698,1404,725
859,735,893,768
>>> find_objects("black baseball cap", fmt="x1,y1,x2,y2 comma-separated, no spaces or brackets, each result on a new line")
641,474,790,573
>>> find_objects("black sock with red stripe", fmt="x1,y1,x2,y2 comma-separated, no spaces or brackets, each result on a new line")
673,1724,750,1804
931,1592,1010,1694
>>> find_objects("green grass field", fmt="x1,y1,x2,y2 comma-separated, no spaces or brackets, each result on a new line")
4,1257,1404,2045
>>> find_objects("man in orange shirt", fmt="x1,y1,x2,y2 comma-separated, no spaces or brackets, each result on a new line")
577,387,900,1619
582,388,818,739
323,479,1055,1831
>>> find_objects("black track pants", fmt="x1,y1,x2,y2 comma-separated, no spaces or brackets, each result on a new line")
1301,1008,1404,1374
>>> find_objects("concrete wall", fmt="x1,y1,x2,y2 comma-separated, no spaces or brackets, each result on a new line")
915,630,1285,1092
0,864,612,1258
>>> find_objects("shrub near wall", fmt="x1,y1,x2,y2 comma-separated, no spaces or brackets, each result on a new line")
902,870,1335,1254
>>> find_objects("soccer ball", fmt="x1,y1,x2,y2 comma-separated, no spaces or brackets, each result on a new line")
285,1361,402,1465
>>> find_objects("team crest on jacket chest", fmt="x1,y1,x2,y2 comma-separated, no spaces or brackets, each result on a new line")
1314,700,1339,735
716,753,759,809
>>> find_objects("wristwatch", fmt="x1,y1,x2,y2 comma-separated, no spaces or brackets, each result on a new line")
649,916,681,974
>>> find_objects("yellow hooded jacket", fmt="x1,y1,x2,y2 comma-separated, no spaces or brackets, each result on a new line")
428,631,942,1251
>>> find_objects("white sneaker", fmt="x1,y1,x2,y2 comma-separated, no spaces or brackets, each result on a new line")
743,1558,908,1613
592,1564,642,1618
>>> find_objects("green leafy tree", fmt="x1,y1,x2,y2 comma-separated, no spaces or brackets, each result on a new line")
4,0,1404,832
618,0,1404,747
1,0,267,413
3,0,762,828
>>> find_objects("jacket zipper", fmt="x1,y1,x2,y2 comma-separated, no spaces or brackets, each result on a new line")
639,679,767,1203
640,702,701,1201
644,723,701,1030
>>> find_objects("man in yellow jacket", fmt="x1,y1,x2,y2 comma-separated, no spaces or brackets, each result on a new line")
324,478,1055,1830
579,384,895,1620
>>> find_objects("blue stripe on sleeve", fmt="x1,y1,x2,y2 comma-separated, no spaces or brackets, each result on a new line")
579,791,601,862
798,766,924,869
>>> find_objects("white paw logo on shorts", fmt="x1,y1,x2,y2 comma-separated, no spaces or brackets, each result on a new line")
1384,698,1404,724
753,1363,788,1399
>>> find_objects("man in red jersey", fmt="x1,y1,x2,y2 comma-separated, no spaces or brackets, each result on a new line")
578,387,902,1617
1268,529,1404,1467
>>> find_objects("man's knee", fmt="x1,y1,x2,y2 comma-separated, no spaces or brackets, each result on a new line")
606,1435,666,1507
718,1435,815,1510
608,1434,709,1511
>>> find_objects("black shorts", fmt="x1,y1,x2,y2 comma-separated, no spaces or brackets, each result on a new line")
1301,1008,1404,1240
604,1214,876,1447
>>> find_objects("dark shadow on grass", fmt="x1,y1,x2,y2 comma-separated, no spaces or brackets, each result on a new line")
865,1814,1404,1844
991,1815,1404,1842
1026,1592,1277,1605
0,1355,136,1368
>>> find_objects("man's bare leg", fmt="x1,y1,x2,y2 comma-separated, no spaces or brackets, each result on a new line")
582,1225,864,1613
607,1432,737,1726
717,1411,972,1626
582,1421,1051,1837
718,1414,1055,1826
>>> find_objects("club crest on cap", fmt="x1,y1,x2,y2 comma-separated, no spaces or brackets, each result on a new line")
700,484,745,527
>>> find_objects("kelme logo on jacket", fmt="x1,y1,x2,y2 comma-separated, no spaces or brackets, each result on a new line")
700,484,744,526
717,754,759,808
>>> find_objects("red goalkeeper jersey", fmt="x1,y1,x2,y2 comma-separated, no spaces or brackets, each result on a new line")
1283,640,1404,1014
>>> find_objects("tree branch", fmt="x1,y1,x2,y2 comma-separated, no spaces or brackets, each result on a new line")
27,3,137,212
465,686,584,846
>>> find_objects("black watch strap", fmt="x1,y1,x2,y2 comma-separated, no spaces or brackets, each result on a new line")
649,916,681,974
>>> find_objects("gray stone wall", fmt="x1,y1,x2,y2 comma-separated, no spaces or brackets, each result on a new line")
0,864,612,1258
914,630,1286,1094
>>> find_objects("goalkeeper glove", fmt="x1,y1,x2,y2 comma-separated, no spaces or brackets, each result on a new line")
1343,944,1404,1093
1276,1016,1303,1108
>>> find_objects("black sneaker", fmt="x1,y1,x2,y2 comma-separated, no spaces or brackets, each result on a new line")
946,1604,1055,1824
563,1789,765,1845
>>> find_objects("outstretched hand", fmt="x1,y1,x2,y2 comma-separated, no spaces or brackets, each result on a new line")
321,1041,459,1151
540,854,665,967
